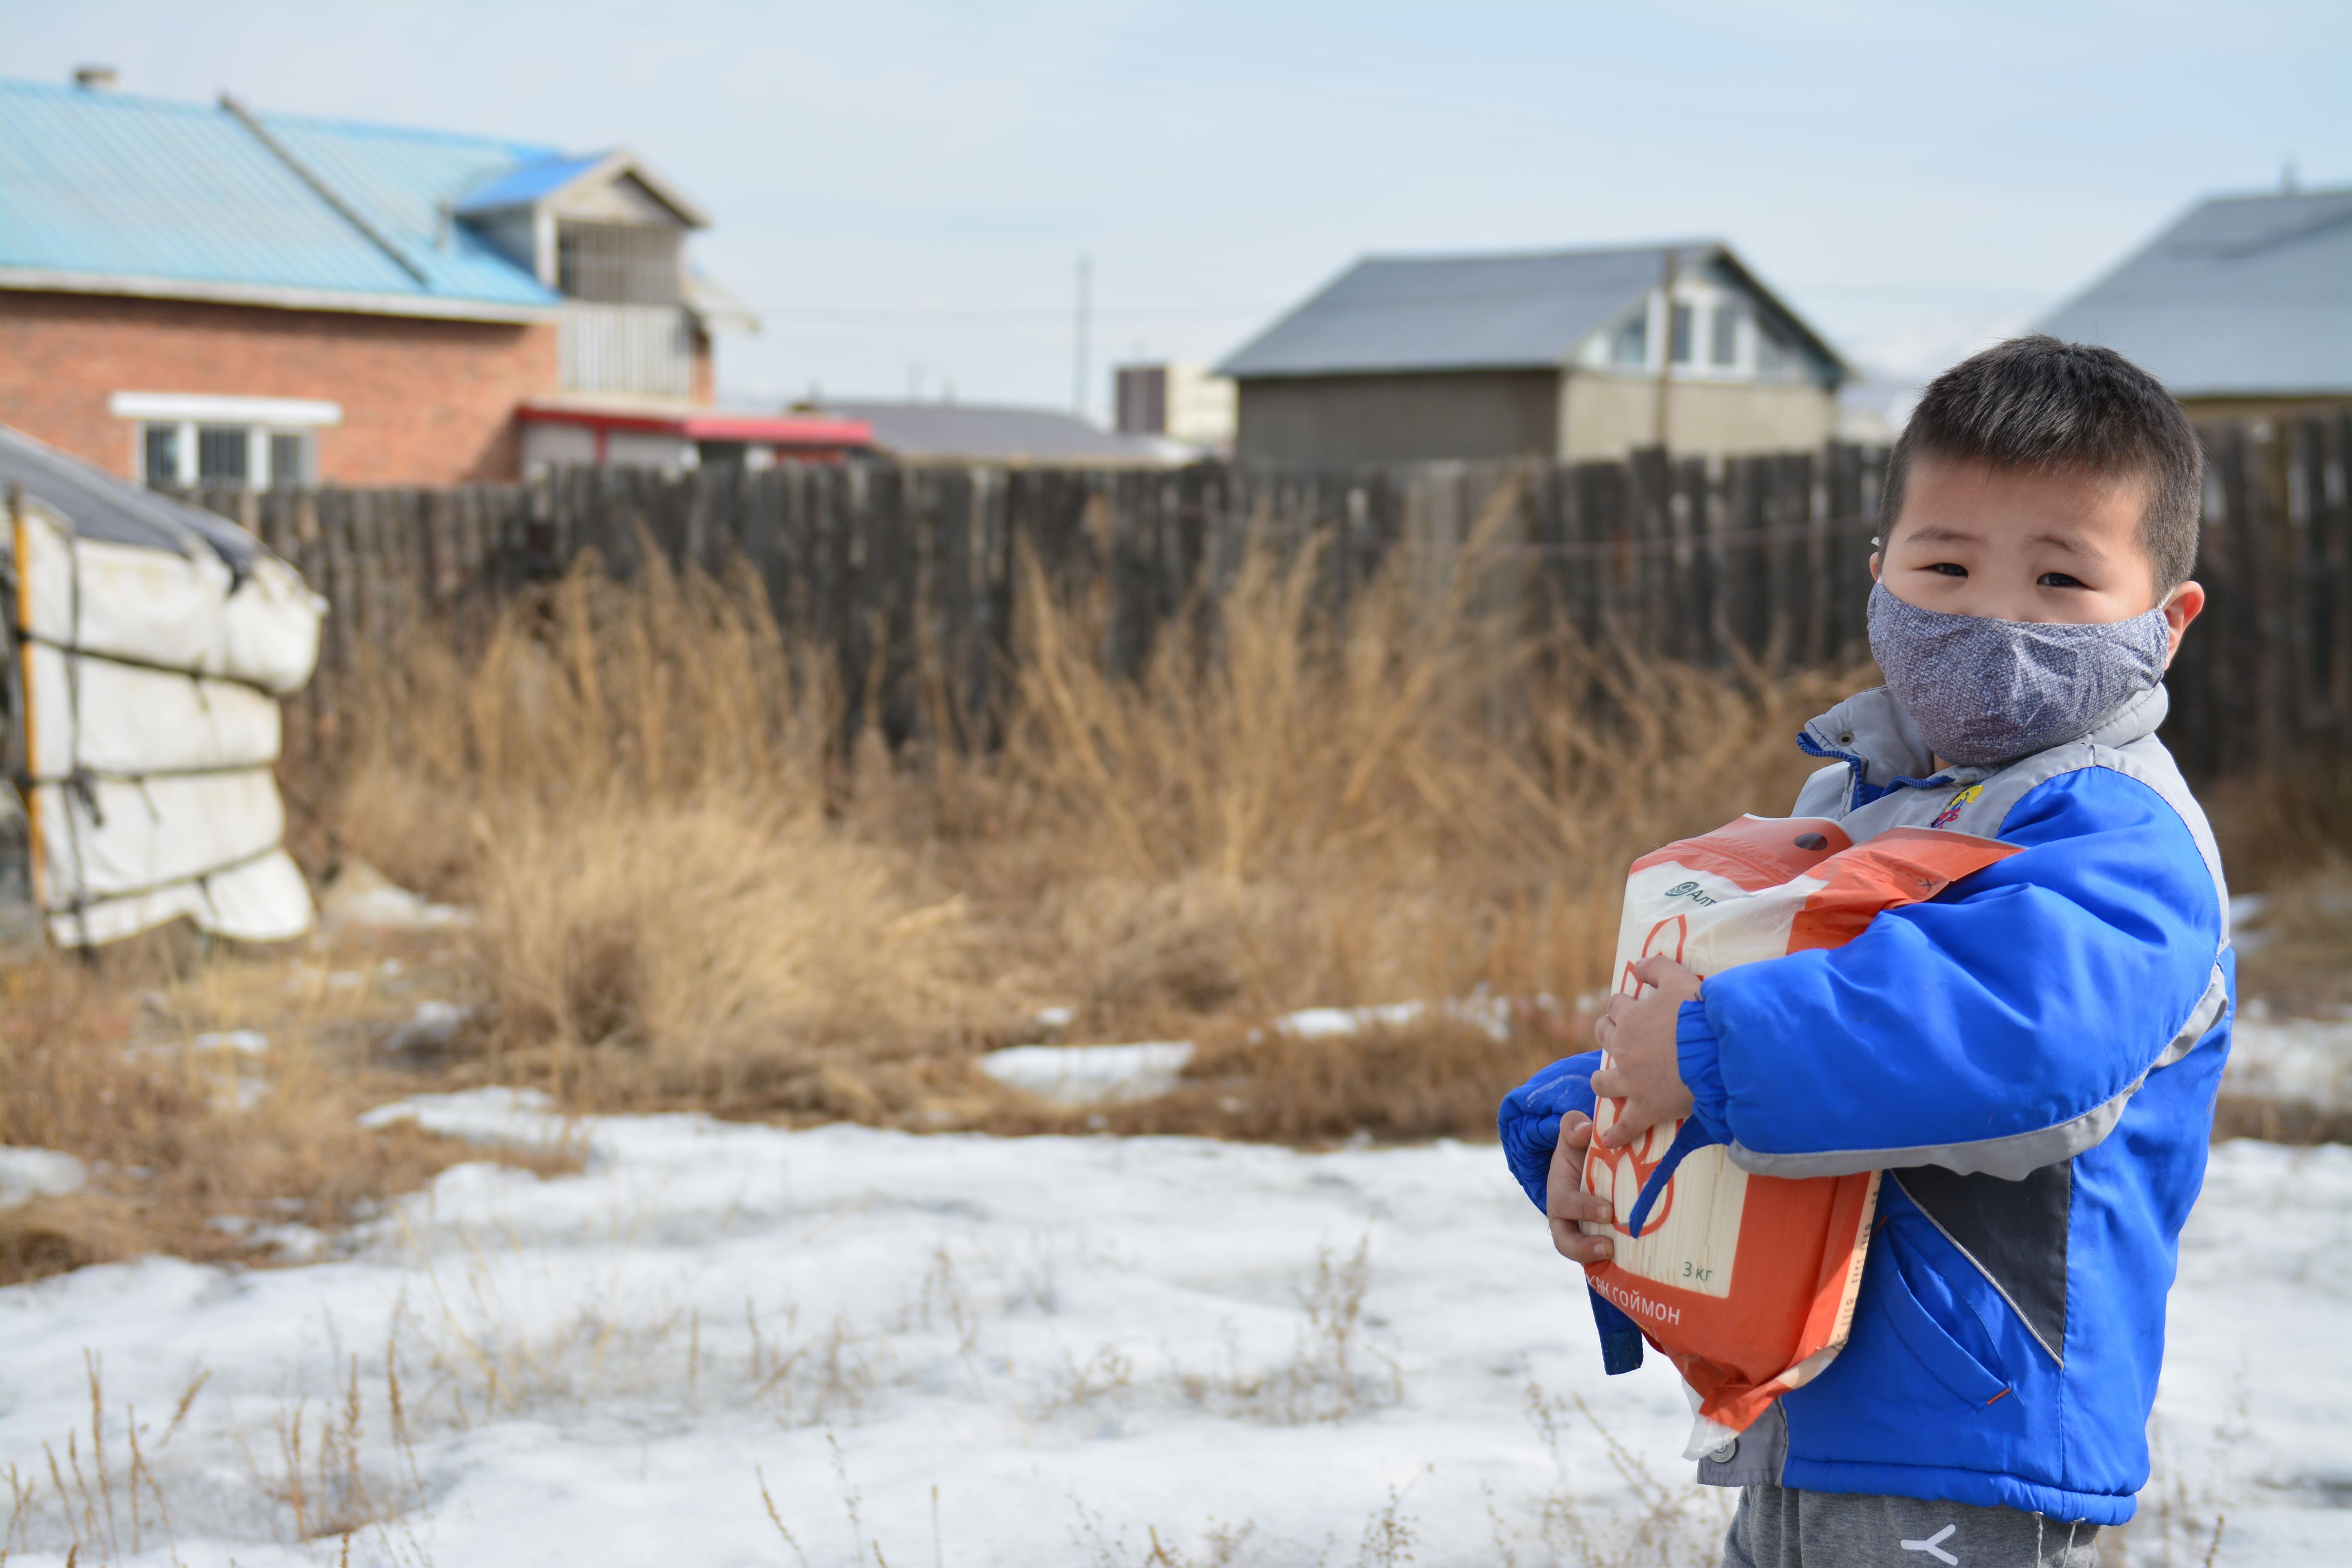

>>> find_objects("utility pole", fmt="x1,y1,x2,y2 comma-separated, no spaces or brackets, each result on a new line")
1074,256,1092,422
1652,248,1679,453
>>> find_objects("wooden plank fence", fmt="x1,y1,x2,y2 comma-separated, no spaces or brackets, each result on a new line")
186,417,2352,781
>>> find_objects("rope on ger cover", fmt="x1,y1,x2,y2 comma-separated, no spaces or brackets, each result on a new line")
45,839,289,918
62,519,91,950
11,629,287,698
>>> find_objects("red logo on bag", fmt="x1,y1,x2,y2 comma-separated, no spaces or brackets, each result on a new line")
1597,913,1695,1237
1597,1123,1679,1238
1620,914,1689,997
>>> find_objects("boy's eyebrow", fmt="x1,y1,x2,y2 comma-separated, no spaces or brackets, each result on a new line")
1896,524,2098,558
1894,524,1981,547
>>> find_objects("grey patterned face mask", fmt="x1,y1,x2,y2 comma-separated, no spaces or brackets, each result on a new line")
1866,581,2171,767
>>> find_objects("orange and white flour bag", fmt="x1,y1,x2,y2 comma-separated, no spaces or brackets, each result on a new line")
1582,815,2020,1440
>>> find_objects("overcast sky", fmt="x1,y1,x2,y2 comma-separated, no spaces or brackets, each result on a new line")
11,0,2346,413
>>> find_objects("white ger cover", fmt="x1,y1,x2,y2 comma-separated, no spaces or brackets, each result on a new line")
11,485,324,946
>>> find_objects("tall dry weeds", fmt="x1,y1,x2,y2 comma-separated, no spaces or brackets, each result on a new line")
316,499,1862,1127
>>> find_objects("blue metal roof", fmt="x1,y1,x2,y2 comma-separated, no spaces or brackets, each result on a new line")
455,153,608,214
0,78,563,313
1217,242,1842,384
2039,187,2352,398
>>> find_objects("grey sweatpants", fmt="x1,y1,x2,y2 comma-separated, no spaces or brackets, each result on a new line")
1722,1484,2101,1567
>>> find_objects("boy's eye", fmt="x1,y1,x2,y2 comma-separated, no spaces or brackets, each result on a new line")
2039,571,2086,589
1926,562,1967,577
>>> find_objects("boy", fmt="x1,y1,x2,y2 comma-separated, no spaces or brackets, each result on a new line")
1502,336,2231,1566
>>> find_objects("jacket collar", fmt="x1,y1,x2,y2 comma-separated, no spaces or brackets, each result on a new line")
1799,687,1937,791
1798,682,2171,792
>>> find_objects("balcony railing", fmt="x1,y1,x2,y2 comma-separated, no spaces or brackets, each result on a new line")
559,303,696,399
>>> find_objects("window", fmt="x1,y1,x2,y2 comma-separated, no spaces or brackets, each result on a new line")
197,425,249,484
116,395,337,489
1611,313,1649,368
143,423,182,485
1710,303,1740,368
1669,302,1695,365
136,422,314,488
1756,317,1800,378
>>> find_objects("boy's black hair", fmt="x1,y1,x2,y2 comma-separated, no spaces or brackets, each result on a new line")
1881,335,2204,593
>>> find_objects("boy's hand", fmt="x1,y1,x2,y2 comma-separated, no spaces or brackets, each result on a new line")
1545,1112,1615,1264
1590,955,1703,1149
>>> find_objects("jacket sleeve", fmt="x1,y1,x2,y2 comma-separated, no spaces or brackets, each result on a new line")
1676,767,2225,1179
1498,1051,1648,1375
1498,1050,1602,1208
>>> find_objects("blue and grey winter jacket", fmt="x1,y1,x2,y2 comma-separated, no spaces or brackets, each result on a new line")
1499,681,2232,1526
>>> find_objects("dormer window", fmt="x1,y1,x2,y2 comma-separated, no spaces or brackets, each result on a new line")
1669,302,1696,365
1710,304,1741,368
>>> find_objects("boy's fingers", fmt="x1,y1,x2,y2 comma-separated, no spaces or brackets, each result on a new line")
1597,1100,1658,1147
1558,1110,1593,1150
1630,954,1700,994
1550,1216,1615,1264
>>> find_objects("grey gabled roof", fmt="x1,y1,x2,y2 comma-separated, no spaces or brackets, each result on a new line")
817,402,1184,466
2038,186,2352,398
1216,240,1844,382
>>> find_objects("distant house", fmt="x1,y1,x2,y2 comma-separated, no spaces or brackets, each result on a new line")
1112,363,1237,454
2039,184,2352,421
1217,242,1847,464
814,402,1184,467
0,74,862,487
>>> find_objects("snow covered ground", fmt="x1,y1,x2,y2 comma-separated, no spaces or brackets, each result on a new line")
3,1090,2348,1567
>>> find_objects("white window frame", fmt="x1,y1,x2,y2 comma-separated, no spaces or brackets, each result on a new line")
1586,286,1769,382
1659,286,1758,383
112,392,340,490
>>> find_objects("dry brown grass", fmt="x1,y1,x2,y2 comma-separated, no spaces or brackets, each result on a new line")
310,493,1855,1134
0,947,579,1287
2205,762,2352,1017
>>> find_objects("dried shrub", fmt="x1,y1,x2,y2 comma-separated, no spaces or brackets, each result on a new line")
307,502,1863,1135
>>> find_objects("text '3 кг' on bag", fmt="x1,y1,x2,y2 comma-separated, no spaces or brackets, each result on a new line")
1585,816,2020,1433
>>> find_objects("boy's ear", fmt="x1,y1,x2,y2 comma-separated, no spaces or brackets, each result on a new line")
2160,580,2205,669
1868,552,1882,583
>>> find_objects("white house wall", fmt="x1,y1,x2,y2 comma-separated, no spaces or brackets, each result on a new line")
522,421,599,474
606,429,696,471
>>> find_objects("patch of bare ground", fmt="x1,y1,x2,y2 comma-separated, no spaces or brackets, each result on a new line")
0,944,579,1288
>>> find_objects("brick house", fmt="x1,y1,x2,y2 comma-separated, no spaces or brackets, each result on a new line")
0,74,862,487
